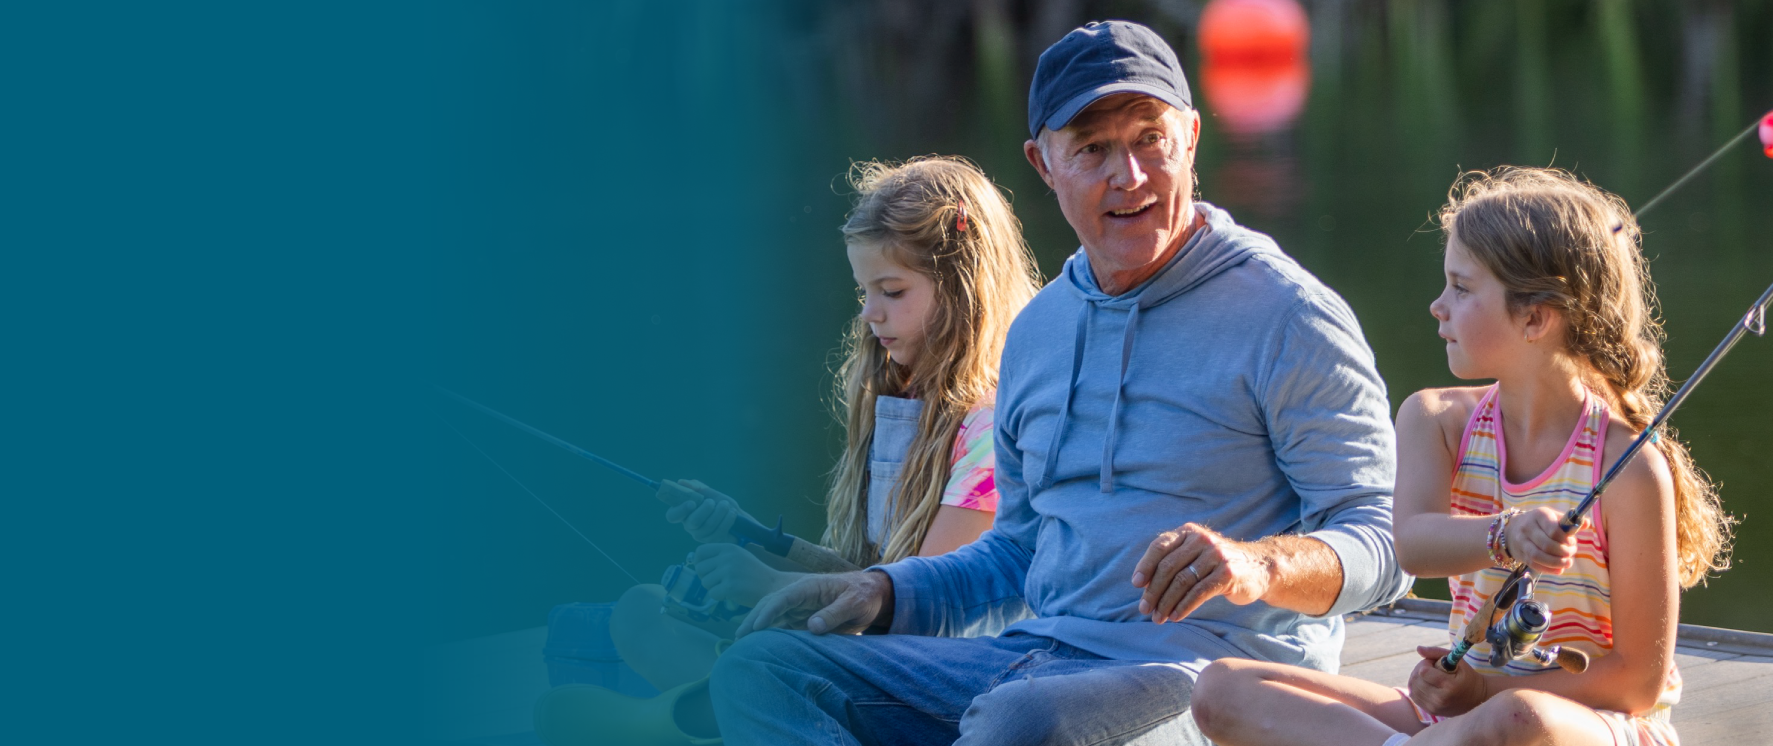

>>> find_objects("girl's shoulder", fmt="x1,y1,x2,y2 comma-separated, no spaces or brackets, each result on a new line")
1596,409,1672,495
1399,385,1491,450
958,395,996,441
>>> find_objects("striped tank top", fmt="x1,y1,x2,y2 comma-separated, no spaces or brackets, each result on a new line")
1447,385,1681,726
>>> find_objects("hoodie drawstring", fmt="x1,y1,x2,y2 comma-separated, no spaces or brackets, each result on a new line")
1037,302,1092,489
1100,302,1141,493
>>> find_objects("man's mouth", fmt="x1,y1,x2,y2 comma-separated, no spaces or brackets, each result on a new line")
1106,203,1155,219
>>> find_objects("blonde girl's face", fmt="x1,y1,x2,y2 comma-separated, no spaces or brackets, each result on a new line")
848,240,937,370
1430,235,1522,379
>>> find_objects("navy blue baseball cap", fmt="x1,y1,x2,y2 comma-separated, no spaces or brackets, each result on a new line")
1027,20,1192,138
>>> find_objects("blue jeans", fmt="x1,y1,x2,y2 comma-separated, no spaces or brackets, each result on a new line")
709,630,1208,746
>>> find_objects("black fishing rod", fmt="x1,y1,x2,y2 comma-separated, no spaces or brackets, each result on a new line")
435,386,861,574
1439,108,1773,675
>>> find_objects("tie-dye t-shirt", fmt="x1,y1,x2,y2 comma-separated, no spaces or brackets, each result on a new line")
941,402,998,513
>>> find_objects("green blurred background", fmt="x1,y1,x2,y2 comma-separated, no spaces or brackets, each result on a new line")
9,1,1769,743
429,0,1773,646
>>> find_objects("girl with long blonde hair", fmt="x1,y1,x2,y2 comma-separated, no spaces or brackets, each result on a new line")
1190,167,1733,746
608,155,1041,694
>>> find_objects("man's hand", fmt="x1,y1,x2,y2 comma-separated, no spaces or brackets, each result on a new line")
1507,507,1579,575
1407,646,1488,716
1131,523,1274,623
660,479,757,544
691,543,793,608
735,570,894,639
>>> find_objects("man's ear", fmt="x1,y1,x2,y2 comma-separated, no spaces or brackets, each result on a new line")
1024,138,1056,190
1183,108,1202,156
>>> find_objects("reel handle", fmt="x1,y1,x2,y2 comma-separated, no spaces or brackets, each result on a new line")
1532,644,1590,673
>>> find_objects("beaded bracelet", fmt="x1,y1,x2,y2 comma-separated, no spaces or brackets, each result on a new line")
1486,508,1523,568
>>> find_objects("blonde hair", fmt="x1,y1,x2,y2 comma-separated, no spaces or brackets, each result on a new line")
822,156,1042,566
1441,166,1734,588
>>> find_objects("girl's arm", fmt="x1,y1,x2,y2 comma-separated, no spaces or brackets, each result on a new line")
917,505,995,556
1415,435,1678,715
1393,389,1495,577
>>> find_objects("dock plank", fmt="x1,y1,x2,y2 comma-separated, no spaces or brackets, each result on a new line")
1342,610,1773,746
1340,621,1448,667
1675,699,1773,745
1671,656,1773,719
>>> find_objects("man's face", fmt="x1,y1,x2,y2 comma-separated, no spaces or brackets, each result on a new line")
1024,94,1201,292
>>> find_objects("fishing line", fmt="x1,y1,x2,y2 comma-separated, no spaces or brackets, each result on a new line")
1628,116,1764,221
434,410,644,585
1440,109,1773,674
434,387,861,573
436,386,658,489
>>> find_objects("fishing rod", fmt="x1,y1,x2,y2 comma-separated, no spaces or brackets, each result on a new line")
435,386,861,574
1439,108,1773,675
1557,282,1772,534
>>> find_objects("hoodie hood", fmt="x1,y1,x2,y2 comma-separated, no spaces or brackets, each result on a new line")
1039,201,1284,493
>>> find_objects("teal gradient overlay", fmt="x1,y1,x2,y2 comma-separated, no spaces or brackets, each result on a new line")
7,2,817,743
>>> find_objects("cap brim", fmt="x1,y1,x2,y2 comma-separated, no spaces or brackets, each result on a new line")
1041,82,1191,135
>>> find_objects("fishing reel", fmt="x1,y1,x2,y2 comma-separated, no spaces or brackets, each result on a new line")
659,553,751,636
1480,568,1590,673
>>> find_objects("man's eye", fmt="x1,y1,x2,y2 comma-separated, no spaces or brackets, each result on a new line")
1079,143,1101,155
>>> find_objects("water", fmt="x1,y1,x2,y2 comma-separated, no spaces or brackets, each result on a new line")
759,0,1773,631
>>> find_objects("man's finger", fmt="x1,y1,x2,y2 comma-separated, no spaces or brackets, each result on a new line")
1142,536,1203,614
1151,563,1198,622
1132,530,1182,588
807,588,860,635
1168,563,1228,622
736,591,793,639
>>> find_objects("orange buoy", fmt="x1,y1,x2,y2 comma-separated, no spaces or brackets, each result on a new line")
1198,0,1309,65
1198,0,1311,134
1760,110,1773,158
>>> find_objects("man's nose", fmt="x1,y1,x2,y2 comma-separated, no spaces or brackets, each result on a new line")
1107,148,1147,190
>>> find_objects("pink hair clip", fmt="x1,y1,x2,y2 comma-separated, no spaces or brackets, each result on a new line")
956,199,969,233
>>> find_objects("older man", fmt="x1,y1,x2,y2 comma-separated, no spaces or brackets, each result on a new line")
710,21,1408,745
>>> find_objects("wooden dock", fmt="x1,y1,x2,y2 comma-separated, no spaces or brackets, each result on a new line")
426,602,1773,745
1350,599,1773,745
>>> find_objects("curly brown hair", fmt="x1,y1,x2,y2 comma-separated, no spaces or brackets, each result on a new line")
1441,166,1734,588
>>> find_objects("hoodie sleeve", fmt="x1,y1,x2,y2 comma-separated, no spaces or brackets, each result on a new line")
1260,292,1413,617
875,405,1036,637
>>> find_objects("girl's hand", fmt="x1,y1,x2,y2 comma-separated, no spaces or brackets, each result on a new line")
1507,507,1578,574
691,543,792,607
661,479,758,544
1407,645,1488,717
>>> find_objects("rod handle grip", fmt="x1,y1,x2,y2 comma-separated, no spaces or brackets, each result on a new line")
1437,641,1468,673
1554,646,1590,674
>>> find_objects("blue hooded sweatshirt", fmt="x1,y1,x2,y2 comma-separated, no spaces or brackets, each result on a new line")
879,202,1410,672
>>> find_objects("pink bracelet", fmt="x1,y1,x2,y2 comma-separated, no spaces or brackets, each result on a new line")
1487,509,1522,568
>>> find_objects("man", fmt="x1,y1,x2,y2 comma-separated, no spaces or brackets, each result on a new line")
710,21,1409,745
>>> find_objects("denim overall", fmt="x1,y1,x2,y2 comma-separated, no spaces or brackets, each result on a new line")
866,394,923,552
